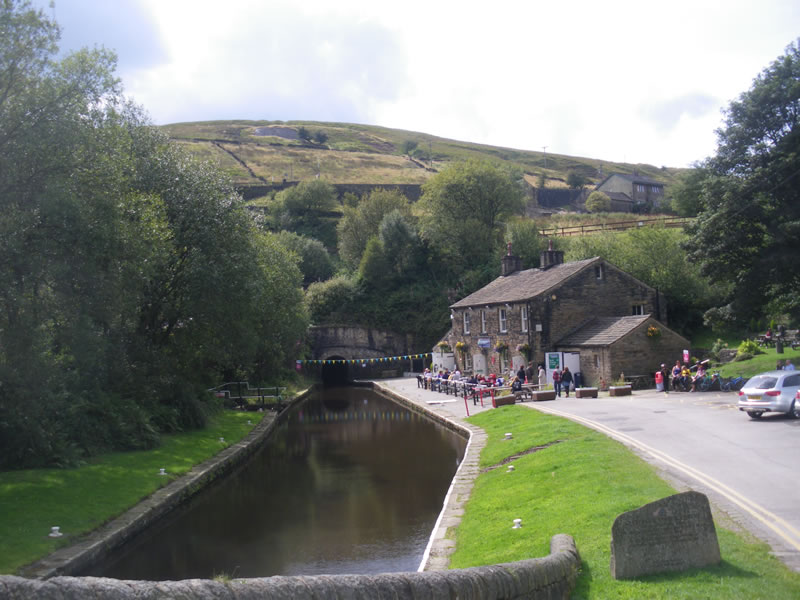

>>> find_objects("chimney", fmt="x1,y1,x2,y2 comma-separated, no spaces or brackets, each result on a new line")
501,241,522,276
540,239,564,269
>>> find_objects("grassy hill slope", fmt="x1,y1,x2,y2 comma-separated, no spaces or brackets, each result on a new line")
161,120,685,191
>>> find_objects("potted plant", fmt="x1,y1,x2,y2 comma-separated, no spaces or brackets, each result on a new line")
436,341,451,355
516,343,531,359
646,325,661,340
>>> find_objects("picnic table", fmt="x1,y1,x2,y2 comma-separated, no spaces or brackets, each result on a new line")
624,374,651,390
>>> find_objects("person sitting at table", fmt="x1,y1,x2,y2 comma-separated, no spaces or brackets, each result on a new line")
671,360,682,391
680,364,692,391
690,363,706,392
511,376,522,392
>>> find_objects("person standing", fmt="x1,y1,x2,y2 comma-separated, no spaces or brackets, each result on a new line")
538,364,546,389
785,359,796,371
561,366,573,397
552,368,562,397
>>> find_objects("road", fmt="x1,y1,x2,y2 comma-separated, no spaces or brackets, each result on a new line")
527,388,800,571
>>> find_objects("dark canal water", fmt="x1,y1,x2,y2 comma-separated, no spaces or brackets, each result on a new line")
85,386,467,580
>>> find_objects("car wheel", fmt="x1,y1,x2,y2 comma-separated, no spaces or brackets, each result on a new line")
790,401,800,419
747,411,763,419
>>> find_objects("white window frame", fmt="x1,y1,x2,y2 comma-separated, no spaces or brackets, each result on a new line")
521,306,528,332
463,311,470,335
499,308,507,333
464,353,473,371
632,304,646,315
481,310,487,333
595,264,604,280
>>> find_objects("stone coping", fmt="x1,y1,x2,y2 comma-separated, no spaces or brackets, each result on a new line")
1,534,581,600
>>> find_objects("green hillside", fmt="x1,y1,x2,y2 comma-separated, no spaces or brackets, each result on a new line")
161,120,684,191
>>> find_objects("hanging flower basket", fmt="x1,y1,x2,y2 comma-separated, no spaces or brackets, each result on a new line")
455,341,469,354
516,343,531,358
437,341,452,354
494,341,508,353
646,325,661,339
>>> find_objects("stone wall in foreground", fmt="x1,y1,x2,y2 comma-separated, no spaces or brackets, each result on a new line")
0,534,580,600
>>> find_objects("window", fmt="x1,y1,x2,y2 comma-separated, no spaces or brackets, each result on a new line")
595,264,604,280
783,374,800,387
521,306,528,332
481,310,487,333
594,355,599,368
632,304,646,315
499,308,507,333
463,312,470,335
464,353,473,371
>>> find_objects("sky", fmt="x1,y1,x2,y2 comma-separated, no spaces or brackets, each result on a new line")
38,0,800,168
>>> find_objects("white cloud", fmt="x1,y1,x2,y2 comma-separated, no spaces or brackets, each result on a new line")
43,0,800,167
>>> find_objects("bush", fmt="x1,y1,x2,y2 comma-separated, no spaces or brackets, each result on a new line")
734,352,754,362
736,339,764,357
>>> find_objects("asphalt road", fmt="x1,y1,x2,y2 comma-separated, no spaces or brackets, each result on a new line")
527,388,800,571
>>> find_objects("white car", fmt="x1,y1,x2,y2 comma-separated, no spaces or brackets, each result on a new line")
737,370,800,419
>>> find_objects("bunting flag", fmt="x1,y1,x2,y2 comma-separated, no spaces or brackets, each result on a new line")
295,353,433,365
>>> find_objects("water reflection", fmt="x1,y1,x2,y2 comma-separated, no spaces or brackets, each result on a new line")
86,386,466,580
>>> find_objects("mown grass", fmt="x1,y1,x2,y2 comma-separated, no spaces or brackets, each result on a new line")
451,406,800,599
716,346,800,379
0,411,264,575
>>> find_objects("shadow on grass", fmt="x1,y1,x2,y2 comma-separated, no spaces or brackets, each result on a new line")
573,559,759,598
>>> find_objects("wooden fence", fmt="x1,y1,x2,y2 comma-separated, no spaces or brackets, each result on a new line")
539,216,693,237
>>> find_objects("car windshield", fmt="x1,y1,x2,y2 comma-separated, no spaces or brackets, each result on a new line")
745,375,778,390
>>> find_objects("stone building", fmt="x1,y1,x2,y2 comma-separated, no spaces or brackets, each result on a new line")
437,244,689,387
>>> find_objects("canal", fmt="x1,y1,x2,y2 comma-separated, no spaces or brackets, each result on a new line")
84,385,467,580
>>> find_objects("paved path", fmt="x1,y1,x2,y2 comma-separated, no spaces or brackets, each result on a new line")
378,378,800,572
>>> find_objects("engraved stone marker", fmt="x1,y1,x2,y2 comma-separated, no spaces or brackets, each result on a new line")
610,491,721,579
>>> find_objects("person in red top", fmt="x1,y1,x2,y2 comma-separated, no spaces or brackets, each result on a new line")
552,368,562,397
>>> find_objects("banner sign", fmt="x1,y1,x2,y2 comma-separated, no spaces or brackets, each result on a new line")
296,353,432,365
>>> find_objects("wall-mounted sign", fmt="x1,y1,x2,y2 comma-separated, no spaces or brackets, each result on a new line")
477,337,491,348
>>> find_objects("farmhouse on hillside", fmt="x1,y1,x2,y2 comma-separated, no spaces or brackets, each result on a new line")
435,243,689,388
593,172,666,212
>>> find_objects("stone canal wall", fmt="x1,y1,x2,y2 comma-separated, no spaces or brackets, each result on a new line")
0,534,580,599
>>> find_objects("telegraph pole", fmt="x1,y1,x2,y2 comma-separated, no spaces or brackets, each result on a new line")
542,146,548,169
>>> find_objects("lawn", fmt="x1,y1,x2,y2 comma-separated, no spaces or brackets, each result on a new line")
0,411,264,575
715,346,800,379
450,406,800,599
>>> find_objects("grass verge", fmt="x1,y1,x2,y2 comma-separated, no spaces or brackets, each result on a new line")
716,346,800,379
0,410,264,575
450,406,800,599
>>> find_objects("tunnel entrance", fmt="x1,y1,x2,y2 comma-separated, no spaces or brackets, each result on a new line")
321,357,349,386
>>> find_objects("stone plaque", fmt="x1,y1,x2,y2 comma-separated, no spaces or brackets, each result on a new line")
610,491,721,579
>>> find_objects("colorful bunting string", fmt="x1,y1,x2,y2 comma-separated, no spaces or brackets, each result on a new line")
295,353,432,366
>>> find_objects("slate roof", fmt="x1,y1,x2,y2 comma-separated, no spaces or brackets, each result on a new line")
596,173,665,188
556,315,651,346
450,256,601,308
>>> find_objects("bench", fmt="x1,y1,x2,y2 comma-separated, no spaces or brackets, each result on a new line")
609,385,632,396
575,387,598,398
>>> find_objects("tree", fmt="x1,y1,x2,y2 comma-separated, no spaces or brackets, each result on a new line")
275,179,339,248
313,130,328,145
564,228,720,333
668,168,707,217
297,125,311,142
402,140,418,155
336,188,411,268
0,1,309,468
419,159,525,270
273,230,334,285
567,171,587,189
684,41,800,324
585,191,612,213
506,218,546,269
